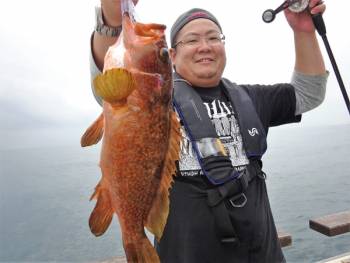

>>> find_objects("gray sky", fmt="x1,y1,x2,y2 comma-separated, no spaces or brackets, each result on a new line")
0,0,349,130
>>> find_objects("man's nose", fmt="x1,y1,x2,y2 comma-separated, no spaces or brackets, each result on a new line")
197,38,212,49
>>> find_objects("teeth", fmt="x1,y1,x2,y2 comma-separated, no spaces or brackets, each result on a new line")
199,58,211,62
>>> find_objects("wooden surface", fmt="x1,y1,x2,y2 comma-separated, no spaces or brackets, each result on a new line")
309,211,350,236
277,230,292,248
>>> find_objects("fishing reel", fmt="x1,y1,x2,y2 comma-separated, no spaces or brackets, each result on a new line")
262,0,309,23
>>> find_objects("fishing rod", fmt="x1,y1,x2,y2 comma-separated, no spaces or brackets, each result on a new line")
263,0,350,117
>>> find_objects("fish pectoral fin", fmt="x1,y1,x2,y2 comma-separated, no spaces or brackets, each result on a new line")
145,110,181,241
81,113,104,147
93,68,136,103
89,184,114,237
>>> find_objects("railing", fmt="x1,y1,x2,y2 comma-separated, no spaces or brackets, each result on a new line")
310,210,350,263
310,211,350,237
278,230,293,248
280,210,350,263
96,210,350,263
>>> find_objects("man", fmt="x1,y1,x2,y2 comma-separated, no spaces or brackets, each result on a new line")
90,1,328,262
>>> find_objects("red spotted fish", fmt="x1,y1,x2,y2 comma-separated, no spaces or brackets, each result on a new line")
81,8,180,263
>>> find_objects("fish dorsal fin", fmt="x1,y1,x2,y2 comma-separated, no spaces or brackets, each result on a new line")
145,110,181,241
81,113,104,147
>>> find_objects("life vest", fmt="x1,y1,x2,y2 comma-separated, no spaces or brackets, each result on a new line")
173,74,267,185
172,73,268,244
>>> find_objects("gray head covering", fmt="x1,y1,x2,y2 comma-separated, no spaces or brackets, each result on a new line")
170,8,222,48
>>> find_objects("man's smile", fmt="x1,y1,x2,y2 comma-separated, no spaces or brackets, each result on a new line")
196,57,215,63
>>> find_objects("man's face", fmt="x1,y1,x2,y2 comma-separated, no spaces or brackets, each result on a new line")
170,18,226,87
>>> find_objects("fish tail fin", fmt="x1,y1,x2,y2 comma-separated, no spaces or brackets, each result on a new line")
89,183,114,236
81,113,104,147
124,236,160,263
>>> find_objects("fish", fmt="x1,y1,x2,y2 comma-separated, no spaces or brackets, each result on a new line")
80,8,180,263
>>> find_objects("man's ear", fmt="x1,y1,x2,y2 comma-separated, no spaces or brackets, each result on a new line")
169,48,176,64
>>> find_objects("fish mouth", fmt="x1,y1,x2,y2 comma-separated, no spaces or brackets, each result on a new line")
123,13,166,42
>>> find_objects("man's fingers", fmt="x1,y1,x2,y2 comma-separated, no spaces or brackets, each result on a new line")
309,0,323,8
310,3,326,15
309,0,317,8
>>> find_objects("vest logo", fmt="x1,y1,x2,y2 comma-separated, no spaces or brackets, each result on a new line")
248,128,259,137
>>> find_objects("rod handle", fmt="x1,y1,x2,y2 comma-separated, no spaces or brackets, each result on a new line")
312,13,327,36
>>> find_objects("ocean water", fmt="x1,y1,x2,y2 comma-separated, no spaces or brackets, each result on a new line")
0,124,349,263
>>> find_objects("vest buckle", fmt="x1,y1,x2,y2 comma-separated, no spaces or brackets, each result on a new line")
229,193,247,208
257,170,267,180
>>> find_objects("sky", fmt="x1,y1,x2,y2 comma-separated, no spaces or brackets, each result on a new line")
0,0,349,131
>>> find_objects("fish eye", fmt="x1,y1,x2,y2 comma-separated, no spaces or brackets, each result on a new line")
159,47,169,63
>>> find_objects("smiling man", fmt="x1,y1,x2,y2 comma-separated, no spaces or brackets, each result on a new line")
90,1,328,262
170,18,226,87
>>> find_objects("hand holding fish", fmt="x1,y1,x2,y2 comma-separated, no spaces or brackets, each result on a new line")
101,0,139,26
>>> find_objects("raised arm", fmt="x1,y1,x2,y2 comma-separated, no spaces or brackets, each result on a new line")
92,0,139,71
284,0,328,114
90,0,139,105
285,0,326,74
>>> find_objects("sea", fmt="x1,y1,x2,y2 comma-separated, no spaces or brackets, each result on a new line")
0,123,349,263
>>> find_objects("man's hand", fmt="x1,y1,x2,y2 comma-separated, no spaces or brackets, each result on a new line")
93,0,139,71
284,0,326,33
101,0,139,27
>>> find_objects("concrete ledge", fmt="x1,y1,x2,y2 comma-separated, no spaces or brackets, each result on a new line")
309,211,350,237
95,256,126,263
316,252,350,263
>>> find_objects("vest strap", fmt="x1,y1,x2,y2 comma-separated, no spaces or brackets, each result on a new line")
221,78,267,158
207,160,263,244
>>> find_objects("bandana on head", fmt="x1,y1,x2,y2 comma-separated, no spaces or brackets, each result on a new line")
170,8,222,48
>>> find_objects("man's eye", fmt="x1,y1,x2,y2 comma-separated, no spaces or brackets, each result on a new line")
186,39,199,44
209,37,219,41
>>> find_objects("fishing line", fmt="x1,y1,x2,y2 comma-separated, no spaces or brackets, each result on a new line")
121,0,138,23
